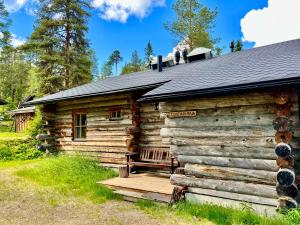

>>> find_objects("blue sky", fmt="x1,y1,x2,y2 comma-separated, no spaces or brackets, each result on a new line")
5,0,300,74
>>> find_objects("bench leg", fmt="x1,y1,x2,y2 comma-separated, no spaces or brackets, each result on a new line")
171,157,175,174
126,155,130,174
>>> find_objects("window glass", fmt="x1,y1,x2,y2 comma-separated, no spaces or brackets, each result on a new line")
74,113,87,140
109,109,122,119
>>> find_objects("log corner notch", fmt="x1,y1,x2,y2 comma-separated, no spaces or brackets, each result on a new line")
126,94,141,153
36,104,56,154
273,90,298,209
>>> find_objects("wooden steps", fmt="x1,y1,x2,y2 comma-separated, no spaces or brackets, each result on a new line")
98,173,174,203
113,190,171,203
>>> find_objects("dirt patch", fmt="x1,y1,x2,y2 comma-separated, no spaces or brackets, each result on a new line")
0,165,204,225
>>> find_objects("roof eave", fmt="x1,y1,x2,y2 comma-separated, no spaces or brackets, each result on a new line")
22,81,170,106
139,77,300,102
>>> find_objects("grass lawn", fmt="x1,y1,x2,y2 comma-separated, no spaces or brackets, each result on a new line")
16,156,120,203
1,155,299,224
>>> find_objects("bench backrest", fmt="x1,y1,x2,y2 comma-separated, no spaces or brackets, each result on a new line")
139,149,172,163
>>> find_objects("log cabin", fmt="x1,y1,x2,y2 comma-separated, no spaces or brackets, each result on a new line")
8,106,36,133
24,39,300,213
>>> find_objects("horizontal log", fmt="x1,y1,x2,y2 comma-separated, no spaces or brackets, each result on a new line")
170,174,277,198
185,193,276,216
56,141,127,147
165,114,288,128
166,136,300,148
185,164,276,185
161,126,276,138
56,99,130,112
188,187,277,206
166,136,276,148
159,91,297,112
170,145,276,159
161,103,298,118
177,155,277,171
57,146,128,153
57,93,130,106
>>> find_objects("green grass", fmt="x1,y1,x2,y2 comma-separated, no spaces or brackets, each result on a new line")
15,156,120,203
136,200,290,225
0,159,40,169
0,131,29,140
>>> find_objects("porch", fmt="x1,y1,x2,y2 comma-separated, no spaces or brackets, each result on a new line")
98,173,174,203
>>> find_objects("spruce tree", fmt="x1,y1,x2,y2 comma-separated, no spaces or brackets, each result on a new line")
144,41,153,68
25,0,93,94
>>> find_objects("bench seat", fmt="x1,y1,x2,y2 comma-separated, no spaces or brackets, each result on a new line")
126,149,179,174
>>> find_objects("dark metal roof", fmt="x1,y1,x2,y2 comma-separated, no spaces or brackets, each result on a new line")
26,39,300,105
140,39,300,101
25,70,172,105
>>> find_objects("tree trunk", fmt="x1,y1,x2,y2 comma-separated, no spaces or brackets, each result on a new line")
65,0,71,88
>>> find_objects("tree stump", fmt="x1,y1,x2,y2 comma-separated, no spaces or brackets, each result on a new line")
119,166,129,178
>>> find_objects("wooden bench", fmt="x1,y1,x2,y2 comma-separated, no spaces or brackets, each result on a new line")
126,149,178,174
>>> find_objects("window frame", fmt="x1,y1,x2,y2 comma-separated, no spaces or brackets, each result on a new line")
109,107,122,121
72,111,87,141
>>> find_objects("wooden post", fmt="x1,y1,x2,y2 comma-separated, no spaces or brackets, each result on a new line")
273,90,298,209
119,166,129,178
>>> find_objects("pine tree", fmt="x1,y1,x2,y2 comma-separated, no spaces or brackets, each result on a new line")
144,41,153,68
25,0,93,94
165,0,218,50
109,50,123,76
122,50,143,75
235,40,243,52
0,0,11,48
99,62,112,80
131,50,142,72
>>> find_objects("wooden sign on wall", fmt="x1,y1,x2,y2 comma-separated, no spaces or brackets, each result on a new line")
168,111,197,118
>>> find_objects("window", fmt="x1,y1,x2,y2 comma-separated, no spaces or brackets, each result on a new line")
74,113,87,140
109,108,122,120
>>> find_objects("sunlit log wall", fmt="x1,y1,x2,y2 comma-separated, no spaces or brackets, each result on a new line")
41,93,136,164
139,102,170,159
160,90,300,214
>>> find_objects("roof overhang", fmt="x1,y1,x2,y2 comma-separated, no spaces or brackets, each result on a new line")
139,76,300,102
23,81,170,106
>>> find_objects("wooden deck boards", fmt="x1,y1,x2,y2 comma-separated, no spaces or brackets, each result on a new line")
98,173,174,195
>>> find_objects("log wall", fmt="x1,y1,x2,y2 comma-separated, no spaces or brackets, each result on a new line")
42,93,134,164
15,112,35,133
160,90,300,214
139,102,170,157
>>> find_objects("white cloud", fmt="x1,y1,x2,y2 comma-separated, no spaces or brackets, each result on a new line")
11,34,26,47
241,0,300,47
4,0,28,12
92,0,165,23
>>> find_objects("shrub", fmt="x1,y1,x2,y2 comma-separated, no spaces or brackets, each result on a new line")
0,138,43,161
